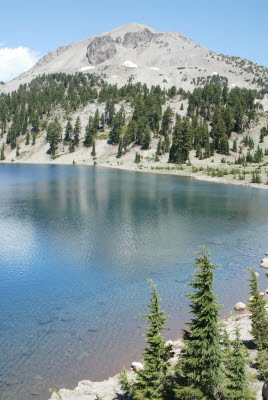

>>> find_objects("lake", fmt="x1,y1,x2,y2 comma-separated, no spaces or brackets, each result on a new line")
0,164,268,400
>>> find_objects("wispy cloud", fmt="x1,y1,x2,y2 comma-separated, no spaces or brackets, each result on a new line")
0,46,40,82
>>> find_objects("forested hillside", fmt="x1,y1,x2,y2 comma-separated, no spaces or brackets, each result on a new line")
0,72,268,185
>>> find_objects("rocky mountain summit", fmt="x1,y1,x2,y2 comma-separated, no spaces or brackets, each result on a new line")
2,22,268,93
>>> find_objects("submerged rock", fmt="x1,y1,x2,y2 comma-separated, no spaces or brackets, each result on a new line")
254,272,259,278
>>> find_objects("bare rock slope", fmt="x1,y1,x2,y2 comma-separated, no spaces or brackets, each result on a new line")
2,22,268,93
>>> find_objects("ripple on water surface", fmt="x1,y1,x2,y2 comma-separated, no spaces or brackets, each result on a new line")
0,164,268,400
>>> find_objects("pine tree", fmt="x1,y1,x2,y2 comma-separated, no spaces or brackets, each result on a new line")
69,140,75,153
46,119,62,158
64,120,73,143
141,125,151,150
16,143,20,157
91,140,96,157
169,115,183,164
232,139,237,153
0,144,5,160
156,138,162,156
135,152,141,164
73,117,81,146
117,138,123,158
25,131,30,145
174,247,223,399
224,326,255,400
257,349,268,380
84,117,94,147
119,366,133,399
248,269,268,350
134,279,173,400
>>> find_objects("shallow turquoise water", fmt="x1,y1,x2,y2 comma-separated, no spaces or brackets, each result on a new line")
0,164,268,400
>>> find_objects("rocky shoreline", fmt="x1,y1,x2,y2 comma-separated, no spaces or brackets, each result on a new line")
49,263,268,400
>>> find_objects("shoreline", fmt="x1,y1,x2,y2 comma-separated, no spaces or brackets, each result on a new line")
49,296,268,400
2,158,268,191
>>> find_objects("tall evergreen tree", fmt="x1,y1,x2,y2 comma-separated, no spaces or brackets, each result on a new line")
64,120,73,143
91,140,96,157
119,366,133,399
174,247,223,400
134,279,173,400
224,326,255,400
141,125,151,150
0,144,5,160
25,131,30,146
248,269,268,350
73,117,81,146
84,116,94,147
46,119,62,157
169,115,183,164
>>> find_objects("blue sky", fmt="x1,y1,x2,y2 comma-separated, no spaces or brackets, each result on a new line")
0,0,267,81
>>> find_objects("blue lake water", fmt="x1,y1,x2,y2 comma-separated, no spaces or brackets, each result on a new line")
0,164,268,400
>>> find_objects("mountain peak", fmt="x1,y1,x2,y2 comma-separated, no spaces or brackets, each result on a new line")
106,22,157,36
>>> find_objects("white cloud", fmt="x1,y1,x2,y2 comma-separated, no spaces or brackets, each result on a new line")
0,46,40,82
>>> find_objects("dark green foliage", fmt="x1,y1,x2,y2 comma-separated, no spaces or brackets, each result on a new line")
119,366,133,398
73,117,81,146
1,144,5,160
25,131,30,145
134,279,173,400
141,125,151,150
135,152,141,164
242,135,254,149
91,140,96,157
224,326,255,400
248,269,268,349
16,143,20,157
69,140,75,153
84,116,94,147
260,126,268,143
169,115,183,163
232,139,237,152
64,120,73,143
156,137,162,156
251,171,261,183
257,349,268,380
109,107,125,144
161,106,174,136
46,119,62,157
117,138,123,158
174,247,223,399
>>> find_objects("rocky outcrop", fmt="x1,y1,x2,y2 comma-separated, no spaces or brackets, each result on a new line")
123,28,154,48
87,36,117,65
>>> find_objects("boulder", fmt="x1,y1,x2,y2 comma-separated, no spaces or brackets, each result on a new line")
249,296,254,302
260,292,265,296
254,272,259,278
261,258,268,269
265,288,268,294
131,361,144,371
235,302,247,311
